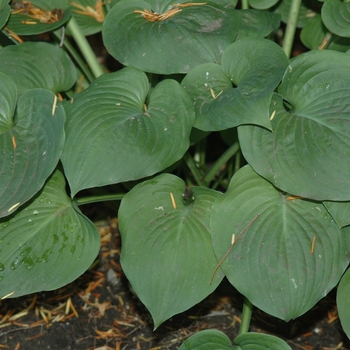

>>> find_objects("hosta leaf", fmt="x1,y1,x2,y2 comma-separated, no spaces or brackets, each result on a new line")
61,67,195,196
239,50,350,201
234,333,292,350
337,268,350,339
0,42,76,96
0,0,10,29
179,330,235,350
236,9,281,39
7,0,71,35
0,76,65,218
301,14,350,51
0,170,100,298
102,0,240,74
248,0,279,10
182,38,288,131
70,0,104,36
323,201,350,229
322,0,350,37
118,174,224,328
211,165,349,321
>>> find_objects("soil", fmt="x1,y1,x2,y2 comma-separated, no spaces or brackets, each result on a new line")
0,217,349,350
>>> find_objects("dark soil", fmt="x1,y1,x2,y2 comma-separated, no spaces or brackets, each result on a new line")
0,217,349,350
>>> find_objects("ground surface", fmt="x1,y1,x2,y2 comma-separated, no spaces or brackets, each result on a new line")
0,218,349,350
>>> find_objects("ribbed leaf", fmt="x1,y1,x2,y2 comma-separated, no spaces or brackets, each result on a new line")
211,165,349,321
234,333,292,350
7,0,71,35
182,38,288,131
0,170,100,298
179,330,235,350
61,67,195,196
323,201,350,229
118,174,223,328
337,268,350,339
0,42,76,96
0,75,65,218
102,0,240,74
0,0,10,29
239,50,350,201
322,0,350,37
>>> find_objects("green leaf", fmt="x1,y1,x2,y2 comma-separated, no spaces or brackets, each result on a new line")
0,170,100,298
61,67,195,196
236,9,281,39
179,330,235,350
0,42,76,96
0,0,10,29
239,50,350,201
301,14,350,51
337,268,350,339
182,38,288,131
248,0,279,10
210,165,349,321
118,174,224,328
234,332,292,350
273,0,318,28
0,77,66,218
102,0,240,74
323,201,350,229
70,0,104,36
7,0,71,35
322,0,350,37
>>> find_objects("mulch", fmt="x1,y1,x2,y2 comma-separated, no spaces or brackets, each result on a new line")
0,217,349,350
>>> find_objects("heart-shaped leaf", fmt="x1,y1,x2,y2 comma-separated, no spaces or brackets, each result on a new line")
0,42,76,96
337,268,350,339
0,0,10,29
70,0,104,36
179,330,236,350
7,0,71,35
102,0,240,74
61,67,195,196
0,170,100,298
118,173,224,328
248,0,279,10
211,165,349,321
239,50,350,201
182,38,289,131
0,75,66,218
234,332,292,350
322,0,350,37
323,201,350,229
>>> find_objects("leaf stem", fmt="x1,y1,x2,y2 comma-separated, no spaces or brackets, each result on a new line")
66,16,105,79
204,142,240,184
75,194,125,206
282,0,302,58
238,298,253,335
54,28,95,83
183,152,207,187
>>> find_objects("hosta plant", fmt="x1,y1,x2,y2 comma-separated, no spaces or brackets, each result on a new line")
1,0,350,349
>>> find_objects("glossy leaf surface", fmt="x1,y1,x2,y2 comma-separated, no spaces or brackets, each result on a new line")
322,0,350,37
0,74,65,218
7,0,71,35
102,0,240,74
61,67,195,196
234,333,292,350
182,38,288,131
337,268,350,339
239,50,350,201
0,42,76,96
211,165,349,321
0,170,100,298
0,0,10,29
179,330,235,350
119,174,224,328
